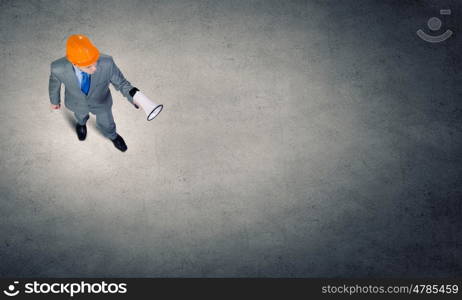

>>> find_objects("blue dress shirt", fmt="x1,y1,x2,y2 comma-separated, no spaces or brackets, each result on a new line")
72,65,91,95
72,65,85,86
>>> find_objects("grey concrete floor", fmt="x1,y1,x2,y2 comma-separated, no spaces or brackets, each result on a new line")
0,0,461,277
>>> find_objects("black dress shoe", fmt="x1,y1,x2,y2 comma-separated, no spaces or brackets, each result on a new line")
111,134,127,152
76,123,87,141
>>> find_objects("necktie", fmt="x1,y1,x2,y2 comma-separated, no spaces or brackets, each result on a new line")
81,72,91,95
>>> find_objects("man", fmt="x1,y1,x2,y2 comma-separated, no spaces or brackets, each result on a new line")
48,34,140,152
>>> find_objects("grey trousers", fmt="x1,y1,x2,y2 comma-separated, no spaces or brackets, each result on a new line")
74,110,117,140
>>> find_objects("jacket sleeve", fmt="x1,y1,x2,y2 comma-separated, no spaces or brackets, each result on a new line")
48,65,62,105
109,57,137,106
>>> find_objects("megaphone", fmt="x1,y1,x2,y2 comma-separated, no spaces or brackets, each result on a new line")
133,91,163,121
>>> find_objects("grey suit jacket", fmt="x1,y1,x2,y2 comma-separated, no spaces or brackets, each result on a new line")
48,53,137,114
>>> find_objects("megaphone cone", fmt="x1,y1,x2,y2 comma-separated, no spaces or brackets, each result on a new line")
133,91,163,121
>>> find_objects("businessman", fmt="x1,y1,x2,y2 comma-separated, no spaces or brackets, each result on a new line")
48,34,140,152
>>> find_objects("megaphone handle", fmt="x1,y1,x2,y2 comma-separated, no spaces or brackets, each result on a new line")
130,87,140,109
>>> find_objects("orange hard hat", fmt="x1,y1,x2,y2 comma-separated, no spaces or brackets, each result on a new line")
66,34,99,67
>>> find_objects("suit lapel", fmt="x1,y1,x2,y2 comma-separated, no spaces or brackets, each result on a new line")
65,60,82,93
87,58,101,97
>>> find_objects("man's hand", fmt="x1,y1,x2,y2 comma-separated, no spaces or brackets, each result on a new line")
50,104,61,110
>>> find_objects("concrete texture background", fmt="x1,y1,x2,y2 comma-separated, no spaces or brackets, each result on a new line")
0,0,461,277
